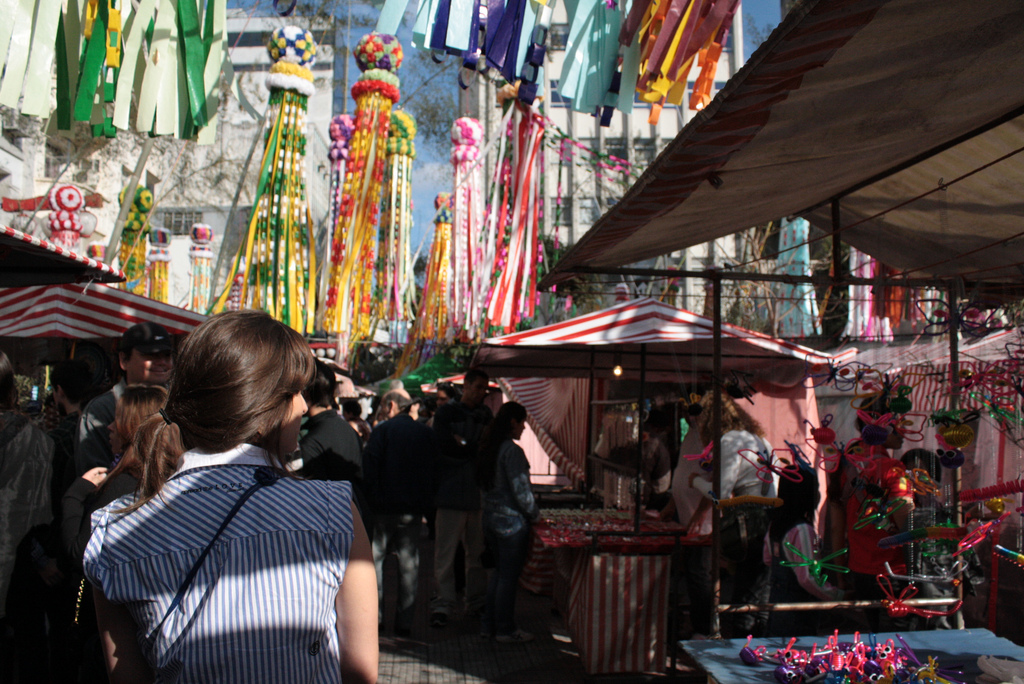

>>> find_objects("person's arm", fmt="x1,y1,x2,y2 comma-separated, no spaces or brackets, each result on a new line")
505,445,540,522
336,504,378,684
94,588,154,684
74,394,115,475
61,469,105,569
781,525,843,601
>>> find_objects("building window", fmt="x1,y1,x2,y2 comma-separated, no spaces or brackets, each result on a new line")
633,138,657,168
549,24,569,51
554,199,573,226
548,80,570,108
161,210,204,236
44,143,72,179
577,196,601,226
605,137,627,165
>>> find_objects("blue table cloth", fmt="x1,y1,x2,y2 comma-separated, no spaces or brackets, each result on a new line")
682,629,1024,683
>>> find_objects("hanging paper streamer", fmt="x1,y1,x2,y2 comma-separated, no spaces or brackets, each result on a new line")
189,223,214,312
328,115,355,236
623,0,739,122
226,264,245,312
209,26,317,333
418,194,455,344
147,227,171,303
376,110,418,341
449,117,487,340
776,217,821,338
484,103,545,334
46,185,97,250
118,186,153,295
395,193,454,376
324,32,403,350
0,0,227,140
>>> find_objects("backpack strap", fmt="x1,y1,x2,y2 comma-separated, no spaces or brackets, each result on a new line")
148,466,281,642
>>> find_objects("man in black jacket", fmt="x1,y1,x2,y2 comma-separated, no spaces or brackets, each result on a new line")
363,389,440,637
429,369,493,628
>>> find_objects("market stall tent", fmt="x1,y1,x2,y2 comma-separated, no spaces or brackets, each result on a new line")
0,283,206,338
473,297,851,488
473,297,854,384
0,225,124,286
540,0,1024,286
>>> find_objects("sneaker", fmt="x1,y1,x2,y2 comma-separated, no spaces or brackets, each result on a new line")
495,629,535,644
430,612,448,628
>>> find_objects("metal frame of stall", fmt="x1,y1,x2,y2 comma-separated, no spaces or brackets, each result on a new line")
560,200,979,642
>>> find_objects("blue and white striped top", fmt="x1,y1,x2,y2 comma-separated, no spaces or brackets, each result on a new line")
84,444,355,683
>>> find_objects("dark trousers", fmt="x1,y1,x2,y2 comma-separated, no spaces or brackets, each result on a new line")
686,544,770,637
482,526,530,637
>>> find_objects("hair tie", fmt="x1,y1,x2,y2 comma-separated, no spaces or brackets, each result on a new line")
158,408,173,426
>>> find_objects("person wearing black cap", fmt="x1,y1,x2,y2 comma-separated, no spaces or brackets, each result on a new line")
73,322,173,474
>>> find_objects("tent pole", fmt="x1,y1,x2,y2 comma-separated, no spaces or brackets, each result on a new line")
947,281,965,629
635,343,647,533
105,139,155,265
585,350,595,496
831,199,842,282
710,273,723,637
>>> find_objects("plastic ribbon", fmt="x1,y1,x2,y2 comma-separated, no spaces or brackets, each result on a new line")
210,26,317,334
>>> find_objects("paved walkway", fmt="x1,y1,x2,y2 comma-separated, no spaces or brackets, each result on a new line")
376,535,705,683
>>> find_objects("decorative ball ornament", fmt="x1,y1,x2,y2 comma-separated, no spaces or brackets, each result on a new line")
267,26,317,67
190,223,213,246
808,415,836,445
87,244,105,260
450,117,484,164
45,184,94,248
266,26,317,97
354,32,403,74
49,184,85,213
386,110,417,157
329,114,355,161
149,227,171,248
435,192,453,224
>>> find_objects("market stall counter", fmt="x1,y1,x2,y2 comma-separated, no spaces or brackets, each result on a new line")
681,629,1024,684
524,509,709,675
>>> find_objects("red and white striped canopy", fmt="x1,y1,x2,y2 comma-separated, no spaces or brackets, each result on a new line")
473,297,853,384
0,283,207,338
0,225,124,286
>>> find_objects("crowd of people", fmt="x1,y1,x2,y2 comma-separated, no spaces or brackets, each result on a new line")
0,312,962,682
0,313,541,683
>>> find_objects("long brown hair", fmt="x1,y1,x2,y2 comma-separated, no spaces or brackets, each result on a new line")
101,384,167,493
693,389,765,444
126,311,315,512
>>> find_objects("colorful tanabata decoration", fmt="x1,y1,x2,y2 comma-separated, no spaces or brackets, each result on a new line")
147,227,171,303
327,115,355,239
87,243,105,261
1,0,228,140
189,223,214,312
418,194,454,343
324,32,403,351
484,103,545,333
118,186,153,295
46,185,96,250
449,117,487,340
396,193,453,375
381,0,738,124
210,26,317,333
376,110,418,340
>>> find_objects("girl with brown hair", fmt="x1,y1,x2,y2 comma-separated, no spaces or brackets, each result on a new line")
62,384,168,568
82,312,377,684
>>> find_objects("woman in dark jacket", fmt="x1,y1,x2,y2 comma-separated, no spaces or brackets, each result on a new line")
477,401,539,643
